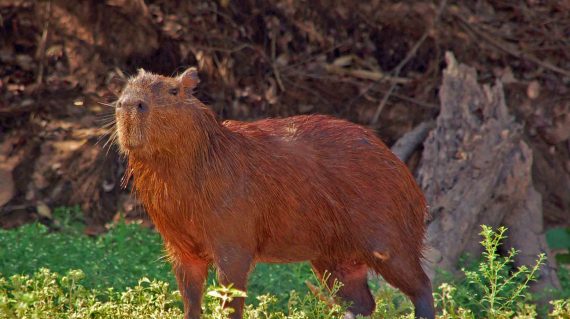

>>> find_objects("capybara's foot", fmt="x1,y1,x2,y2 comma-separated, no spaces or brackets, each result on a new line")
412,288,435,319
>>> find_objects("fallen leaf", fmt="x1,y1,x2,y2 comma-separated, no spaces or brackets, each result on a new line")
36,201,52,219
527,80,541,99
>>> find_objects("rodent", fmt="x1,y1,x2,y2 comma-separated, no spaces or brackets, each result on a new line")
114,67,435,319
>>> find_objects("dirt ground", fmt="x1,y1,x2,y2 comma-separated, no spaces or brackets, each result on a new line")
1,0,569,238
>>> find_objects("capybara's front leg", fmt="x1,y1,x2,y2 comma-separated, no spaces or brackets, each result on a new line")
214,250,253,319
174,259,209,319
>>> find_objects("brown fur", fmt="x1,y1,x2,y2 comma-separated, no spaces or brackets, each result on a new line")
114,68,435,319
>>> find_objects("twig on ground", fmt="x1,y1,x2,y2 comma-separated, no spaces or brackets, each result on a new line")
370,0,448,125
453,12,570,78
305,281,336,308
284,72,438,109
323,64,410,84
35,1,52,85
271,34,286,92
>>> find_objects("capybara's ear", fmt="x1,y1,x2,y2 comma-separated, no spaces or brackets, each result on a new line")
107,73,126,97
179,67,199,89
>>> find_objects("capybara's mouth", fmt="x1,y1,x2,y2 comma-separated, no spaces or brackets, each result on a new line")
116,117,145,151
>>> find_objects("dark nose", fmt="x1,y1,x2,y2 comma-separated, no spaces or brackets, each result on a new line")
116,99,147,112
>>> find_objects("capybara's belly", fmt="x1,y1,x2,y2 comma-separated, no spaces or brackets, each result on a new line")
251,188,364,263
255,242,320,263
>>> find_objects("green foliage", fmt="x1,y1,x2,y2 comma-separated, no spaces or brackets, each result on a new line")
0,266,568,319
203,273,345,319
545,226,570,301
0,220,173,291
247,263,312,309
560,268,570,299
1,212,569,318
546,228,570,250
204,284,248,318
550,299,570,319
52,205,85,234
434,226,546,319
546,227,570,265
0,268,183,319
0,269,344,319
0,217,312,307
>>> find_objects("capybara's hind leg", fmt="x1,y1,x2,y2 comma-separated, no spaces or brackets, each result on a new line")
374,255,434,319
214,251,253,319
311,260,375,318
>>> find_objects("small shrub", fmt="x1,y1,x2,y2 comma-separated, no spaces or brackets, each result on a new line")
434,225,546,319
204,284,248,318
0,268,182,319
550,299,570,319
1,266,567,318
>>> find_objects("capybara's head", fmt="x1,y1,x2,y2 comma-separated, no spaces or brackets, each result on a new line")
115,67,201,156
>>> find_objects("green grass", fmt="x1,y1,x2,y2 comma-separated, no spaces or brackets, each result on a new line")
0,207,569,318
0,207,314,308
546,226,570,300
0,219,172,291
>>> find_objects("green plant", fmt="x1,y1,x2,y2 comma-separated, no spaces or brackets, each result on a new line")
559,268,570,298
204,270,346,319
0,268,345,319
1,267,568,319
203,284,248,318
52,205,84,234
546,227,570,299
247,262,313,309
546,228,570,265
0,221,173,291
371,276,414,318
0,216,319,310
550,299,570,318
287,271,345,318
0,268,183,319
434,283,474,319
434,225,546,319
2,216,569,318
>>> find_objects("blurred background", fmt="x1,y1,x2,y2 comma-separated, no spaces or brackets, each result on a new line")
1,0,570,316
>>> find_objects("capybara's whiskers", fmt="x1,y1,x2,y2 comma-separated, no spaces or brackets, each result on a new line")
97,101,116,108
102,130,118,153
96,126,115,146
101,120,116,128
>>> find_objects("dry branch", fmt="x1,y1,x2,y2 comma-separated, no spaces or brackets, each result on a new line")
390,121,435,162
454,12,570,78
370,0,448,125
323,64,410,84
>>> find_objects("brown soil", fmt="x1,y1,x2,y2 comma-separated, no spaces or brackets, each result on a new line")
1,0,569,234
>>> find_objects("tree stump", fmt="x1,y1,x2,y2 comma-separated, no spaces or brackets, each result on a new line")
418,52,560,294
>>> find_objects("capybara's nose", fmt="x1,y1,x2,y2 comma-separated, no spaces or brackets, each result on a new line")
134,100,147,112
117,99,147,113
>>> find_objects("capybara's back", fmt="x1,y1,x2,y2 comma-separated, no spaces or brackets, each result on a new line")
115,68,435,319
225,115,427,264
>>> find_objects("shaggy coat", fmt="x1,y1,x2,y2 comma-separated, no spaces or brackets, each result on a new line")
114,68,435,319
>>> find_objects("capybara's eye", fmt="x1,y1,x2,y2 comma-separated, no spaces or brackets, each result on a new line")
169,88,179,96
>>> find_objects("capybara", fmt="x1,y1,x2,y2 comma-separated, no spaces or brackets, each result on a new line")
114,67,435,319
